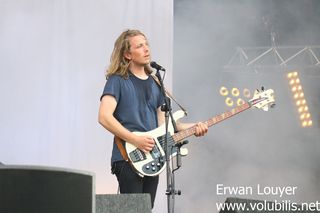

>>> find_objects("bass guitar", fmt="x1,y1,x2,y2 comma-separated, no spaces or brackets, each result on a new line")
125,88,275,176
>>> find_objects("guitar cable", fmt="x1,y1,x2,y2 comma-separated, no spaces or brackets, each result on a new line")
111,161,125,194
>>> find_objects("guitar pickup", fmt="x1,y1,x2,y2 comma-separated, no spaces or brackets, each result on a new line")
150,144,161,159
129,149,146,162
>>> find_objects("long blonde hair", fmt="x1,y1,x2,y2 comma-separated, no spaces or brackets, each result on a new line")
106,29,152,79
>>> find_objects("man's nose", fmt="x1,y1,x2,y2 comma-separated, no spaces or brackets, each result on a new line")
144,45,149,53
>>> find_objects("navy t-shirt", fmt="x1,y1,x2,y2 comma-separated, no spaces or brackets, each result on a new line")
100,72,164,164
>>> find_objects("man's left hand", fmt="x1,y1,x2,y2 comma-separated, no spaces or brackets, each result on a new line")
194,122,208,137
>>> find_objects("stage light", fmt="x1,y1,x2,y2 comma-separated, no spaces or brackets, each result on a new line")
243,88,251,98
302,119,313,127
287,72,298,78
231,88,240,97
219,86,255,108
291,86,297,92
237,98,245,106
287,71,313,128
302,121,308,127
219,86,229,96
299,92,304,98
225,97,233,107
289,79,295,85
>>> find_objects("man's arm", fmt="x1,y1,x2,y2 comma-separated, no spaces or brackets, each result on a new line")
98,95,155,153
156,107,208,137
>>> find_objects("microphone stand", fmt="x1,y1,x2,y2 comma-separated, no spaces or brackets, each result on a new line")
154,69,184,213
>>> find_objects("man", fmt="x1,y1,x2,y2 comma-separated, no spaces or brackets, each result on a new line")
98,29,208,208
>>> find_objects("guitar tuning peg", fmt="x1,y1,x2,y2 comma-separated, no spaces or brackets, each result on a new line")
261,86,265,91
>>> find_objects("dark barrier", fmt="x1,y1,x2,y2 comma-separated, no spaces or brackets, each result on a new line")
0,165,94,213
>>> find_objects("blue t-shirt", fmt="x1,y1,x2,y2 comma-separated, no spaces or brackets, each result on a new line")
100,72,164,164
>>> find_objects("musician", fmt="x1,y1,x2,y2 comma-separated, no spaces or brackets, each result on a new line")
98,29,208,208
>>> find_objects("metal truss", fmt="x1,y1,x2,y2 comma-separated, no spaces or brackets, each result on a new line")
224,45,320,74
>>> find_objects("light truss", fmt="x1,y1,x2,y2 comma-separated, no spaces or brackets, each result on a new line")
224,46,320,74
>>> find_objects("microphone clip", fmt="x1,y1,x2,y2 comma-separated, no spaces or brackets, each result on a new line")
150,61,166,71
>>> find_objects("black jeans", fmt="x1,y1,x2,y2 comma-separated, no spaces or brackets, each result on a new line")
112,160,159,208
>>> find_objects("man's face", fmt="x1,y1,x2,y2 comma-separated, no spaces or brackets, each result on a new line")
125,35,151,66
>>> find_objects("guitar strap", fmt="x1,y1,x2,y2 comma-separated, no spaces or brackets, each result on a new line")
115,136,129,161
114,74,188,162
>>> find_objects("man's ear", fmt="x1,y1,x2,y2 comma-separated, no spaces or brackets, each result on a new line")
124,51,131,60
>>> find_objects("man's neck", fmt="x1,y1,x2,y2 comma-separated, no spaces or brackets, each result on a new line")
130,64,148,79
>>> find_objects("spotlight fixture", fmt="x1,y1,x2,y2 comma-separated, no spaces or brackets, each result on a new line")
287,71,313,127
237,98,245,106
219,86,229,96
225,97,234,107
231,88,240,97
243,88,251,98
219,86,254,108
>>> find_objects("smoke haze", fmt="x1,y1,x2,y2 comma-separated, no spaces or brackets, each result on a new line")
172,0,320,212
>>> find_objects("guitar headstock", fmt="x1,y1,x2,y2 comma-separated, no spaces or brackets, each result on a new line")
249,87,275,111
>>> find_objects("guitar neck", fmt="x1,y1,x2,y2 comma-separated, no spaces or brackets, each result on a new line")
173,102,251,143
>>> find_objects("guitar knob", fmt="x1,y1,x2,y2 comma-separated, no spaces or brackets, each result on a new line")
146,165,150,170
152,167,156,171
151,162,155,166
157,163,161,167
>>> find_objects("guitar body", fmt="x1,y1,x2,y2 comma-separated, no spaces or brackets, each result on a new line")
125,110,186,177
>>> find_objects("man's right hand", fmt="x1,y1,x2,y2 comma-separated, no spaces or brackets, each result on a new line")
131,135,155,153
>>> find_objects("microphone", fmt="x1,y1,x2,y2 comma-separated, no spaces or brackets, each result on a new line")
150,61,166,71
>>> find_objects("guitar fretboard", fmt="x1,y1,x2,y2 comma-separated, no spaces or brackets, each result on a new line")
172,102,251,143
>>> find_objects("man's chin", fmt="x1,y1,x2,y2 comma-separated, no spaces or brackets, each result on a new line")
141,61,151,66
